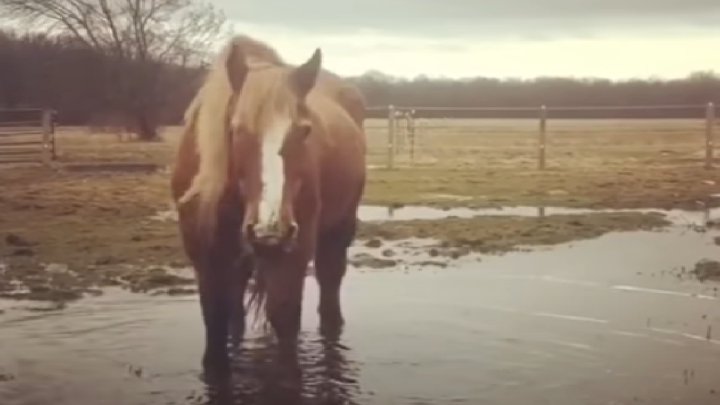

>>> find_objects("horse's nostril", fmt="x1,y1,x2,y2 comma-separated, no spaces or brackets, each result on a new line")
243,222,296,250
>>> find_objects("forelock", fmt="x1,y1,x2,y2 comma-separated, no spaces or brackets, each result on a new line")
230,67,300,135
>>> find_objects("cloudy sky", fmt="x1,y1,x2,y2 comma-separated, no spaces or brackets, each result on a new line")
213,0,720,79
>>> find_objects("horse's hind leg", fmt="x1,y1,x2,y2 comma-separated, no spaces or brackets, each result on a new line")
314,219,356,331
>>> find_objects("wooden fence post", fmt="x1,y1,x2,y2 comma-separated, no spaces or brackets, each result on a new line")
50,110,57,160
706,102,715,169
41,109,53,165
538,105,547,170
408,109,416,165
387,104,396,169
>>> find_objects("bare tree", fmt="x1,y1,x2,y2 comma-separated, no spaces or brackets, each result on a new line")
0,0,229,140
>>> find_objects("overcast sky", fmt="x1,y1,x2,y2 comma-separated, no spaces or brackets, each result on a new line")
212,0,720,79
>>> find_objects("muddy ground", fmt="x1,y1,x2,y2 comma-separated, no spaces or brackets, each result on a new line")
0,165,674,301
2,123,720,302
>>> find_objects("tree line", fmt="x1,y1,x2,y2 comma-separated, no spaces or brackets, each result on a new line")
0,1,719,139
0,0,225,140
357,71,720,119
0,29,203,132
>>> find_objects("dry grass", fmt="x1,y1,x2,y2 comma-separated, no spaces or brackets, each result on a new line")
366,118,711,168
42,118,720,209
363,118,720,208
1,118,718,301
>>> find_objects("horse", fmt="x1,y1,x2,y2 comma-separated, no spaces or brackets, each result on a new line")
170,35,366,378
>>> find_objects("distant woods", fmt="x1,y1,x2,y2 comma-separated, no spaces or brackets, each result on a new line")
355,71,720,120
1,5,720,139
0,29,206,139
0,0,227,140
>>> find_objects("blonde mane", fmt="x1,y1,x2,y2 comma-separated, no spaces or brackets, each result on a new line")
177,35,287,232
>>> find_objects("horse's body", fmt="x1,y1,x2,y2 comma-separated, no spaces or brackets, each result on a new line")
170,35,366,377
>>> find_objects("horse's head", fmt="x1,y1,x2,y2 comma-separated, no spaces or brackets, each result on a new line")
224,44,322,254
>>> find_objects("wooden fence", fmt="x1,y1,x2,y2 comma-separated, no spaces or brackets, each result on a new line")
0,108,57,164
368,102,718,170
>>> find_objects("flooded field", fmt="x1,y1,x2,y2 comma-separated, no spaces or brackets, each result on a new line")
3,211,720,405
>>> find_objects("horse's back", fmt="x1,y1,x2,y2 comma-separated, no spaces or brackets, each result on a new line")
316,70,366,128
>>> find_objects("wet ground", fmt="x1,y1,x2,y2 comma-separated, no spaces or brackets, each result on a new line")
152,202,719,224
3,208,720,404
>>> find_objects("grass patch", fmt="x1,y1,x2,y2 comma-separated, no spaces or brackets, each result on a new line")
358,212,671,255
691,259,720,282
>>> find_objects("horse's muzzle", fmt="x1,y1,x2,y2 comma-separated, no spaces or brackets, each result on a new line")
242,221,298,254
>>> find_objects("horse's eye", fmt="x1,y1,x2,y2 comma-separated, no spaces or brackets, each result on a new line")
280,123,311,157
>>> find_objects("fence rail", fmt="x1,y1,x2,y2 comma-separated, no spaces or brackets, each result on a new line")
0,109,57,164
366,102,718,170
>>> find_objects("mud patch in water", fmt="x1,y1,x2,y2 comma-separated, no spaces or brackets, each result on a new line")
0,261,194,303
349,238,478,271
692,260,720,282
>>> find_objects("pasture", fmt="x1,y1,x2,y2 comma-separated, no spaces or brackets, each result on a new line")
1,117,718,300
23,117,720,205
4,117,720,404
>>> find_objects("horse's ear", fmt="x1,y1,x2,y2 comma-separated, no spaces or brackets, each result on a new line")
290,48,322,98
226,42,249,93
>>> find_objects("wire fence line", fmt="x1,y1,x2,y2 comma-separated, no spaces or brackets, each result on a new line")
367,103,716,112
362,103,717,170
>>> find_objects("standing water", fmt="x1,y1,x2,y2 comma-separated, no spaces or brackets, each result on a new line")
2,213,720,404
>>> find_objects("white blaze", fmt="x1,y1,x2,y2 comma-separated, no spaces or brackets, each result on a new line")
256,114,291,235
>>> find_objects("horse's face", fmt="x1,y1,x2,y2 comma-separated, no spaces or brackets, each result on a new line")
226,48,322,253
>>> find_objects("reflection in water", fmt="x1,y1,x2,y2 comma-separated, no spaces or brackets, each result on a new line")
199,332,359,405
0,288,366,405
385,205,552,219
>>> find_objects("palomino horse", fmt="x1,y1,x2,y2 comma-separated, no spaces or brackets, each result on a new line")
170,35,366,377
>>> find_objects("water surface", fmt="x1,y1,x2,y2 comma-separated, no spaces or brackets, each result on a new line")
3,224,720,404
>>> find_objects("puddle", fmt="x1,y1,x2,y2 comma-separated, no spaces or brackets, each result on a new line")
3,225,720,404
150,204,719,227
358,205,718,226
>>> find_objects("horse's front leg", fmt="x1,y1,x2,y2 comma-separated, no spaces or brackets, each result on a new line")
196,261,234,381
314,219,357,333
